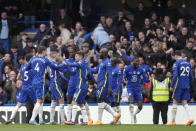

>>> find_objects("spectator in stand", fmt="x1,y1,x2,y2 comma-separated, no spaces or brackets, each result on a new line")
2,65,12,83
0,87,7,105
72,22,83,37
183,41,194,59
0,12,13,53
99,16,106,27
93,24,111,49
33,24,49,46
74,27,86,50
82,42,97,65
177,26,190,50
86,80,97,103
163,0,179,24
160,15,175,36
4,70,17,104
121,37,131,56
143,18,152,34
176,18,185,32
104,17,121,41
47,20,59,42
54,8,73,30
10,45,21,68
54,36,69,59
23,39,36,55
179,2,192,22
123,21,135,43
78,0,91,28
16,33,28,51
58,24,71,46
114,11,130,31
15,80,22,104
47,40,57,58
121,0,150,30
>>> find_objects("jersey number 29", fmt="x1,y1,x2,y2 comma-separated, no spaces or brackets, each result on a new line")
180,66,190,76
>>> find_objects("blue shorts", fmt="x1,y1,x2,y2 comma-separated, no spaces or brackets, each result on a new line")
18,86,36,104
50,83,64,100
173,88,190,100
126,86,143,102
73,88,87,104
96,86,108,100
67,82,76,99
33,82,45,99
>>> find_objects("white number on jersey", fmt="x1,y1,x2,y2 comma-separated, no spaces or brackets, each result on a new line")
180,66,190,76
24,71,29,81
34,63,40,72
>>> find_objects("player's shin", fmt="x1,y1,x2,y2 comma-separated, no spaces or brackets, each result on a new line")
59,104,65,123
10,105,20,120
50,101,56,122
81,106,88,123
171,104,177,122
183,104,193,119
98,102,105,122
39,103,44,121
67,104,72,121
71,105,77,123
104,103,117,117
31,102,41,121
85,102,91,120
129,104,134,123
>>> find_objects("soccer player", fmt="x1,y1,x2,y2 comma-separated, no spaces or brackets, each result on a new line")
110,57,123,124
27,46,64,125
5,53,36,124
63,51,89,125
47,51,67,124
124,57,149,124
167,50,194,126
93,48,121,125
62,48,78,124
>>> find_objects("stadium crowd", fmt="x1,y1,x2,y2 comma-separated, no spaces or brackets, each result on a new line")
0,0,196,106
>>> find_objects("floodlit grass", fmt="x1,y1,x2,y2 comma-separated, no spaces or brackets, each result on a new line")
0,124,196,131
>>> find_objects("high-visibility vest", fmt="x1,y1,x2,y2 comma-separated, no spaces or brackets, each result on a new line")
152,78,169,102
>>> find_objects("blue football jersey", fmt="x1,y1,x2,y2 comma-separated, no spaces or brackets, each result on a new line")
97,58,112,89
111,66,123,92
124,65,149,87
171,59,193,89
19,64,34,87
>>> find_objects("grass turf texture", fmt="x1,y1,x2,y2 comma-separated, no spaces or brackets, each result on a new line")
0,124,196,131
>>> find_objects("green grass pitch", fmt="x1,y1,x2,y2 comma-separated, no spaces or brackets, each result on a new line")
0,124,196,131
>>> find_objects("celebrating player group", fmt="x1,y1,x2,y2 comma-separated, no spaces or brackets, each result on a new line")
4,46,194,126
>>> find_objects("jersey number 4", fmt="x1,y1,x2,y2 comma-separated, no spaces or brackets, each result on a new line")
180,66,190,76
35,63,40,72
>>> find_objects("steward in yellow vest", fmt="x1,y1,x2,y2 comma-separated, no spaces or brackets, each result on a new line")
148,68,170,124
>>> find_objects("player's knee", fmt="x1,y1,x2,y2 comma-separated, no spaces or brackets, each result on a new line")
111,102,116,107
59,104,64,109
51,101,56,109
138,104,143,110
97,98,104,103
67,98,72,104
